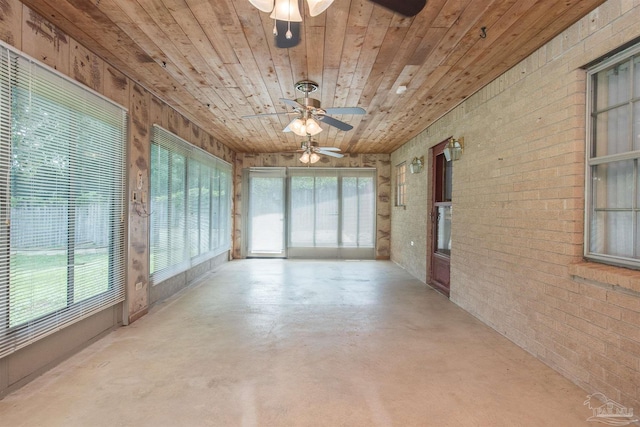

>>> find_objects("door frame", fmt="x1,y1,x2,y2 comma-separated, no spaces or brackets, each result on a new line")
428,138,452,297
243,167,287,258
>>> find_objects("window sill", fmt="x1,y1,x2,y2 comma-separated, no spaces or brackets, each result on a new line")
568,261,640,294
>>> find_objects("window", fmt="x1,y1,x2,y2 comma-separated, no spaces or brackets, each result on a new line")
288,168,375,258
150,125,231,284
396,162,406,206
586,43,640,268
0,43,127,358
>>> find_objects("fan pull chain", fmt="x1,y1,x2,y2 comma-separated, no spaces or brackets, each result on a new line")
286,1,292,39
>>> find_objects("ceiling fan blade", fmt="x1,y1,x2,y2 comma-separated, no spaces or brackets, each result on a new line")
317,115,353,131
241,112,294,119
323,107,366,115
280,98,305,109
368,0,425,17
318,150,344,158
316,147,341,151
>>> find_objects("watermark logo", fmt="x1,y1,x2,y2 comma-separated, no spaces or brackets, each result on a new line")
584,392,638,426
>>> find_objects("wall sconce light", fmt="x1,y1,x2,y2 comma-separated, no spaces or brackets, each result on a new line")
444,137,464,162
410,156,424,174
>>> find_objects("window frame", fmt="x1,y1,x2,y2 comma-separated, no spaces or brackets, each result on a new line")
0,41,127,358
396,161,407,207
585,42,640,269
150,125,232,285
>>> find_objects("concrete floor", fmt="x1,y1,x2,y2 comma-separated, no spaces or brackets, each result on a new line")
0,260,596,426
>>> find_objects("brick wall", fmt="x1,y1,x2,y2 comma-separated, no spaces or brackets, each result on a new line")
391,0,640,410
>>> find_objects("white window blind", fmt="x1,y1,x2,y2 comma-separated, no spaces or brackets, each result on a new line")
150,125,231,284
0,42,127,358
288,168,376,258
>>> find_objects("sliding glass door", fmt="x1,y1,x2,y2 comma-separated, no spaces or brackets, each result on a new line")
287,168,375,259
247,168,286,257
245,167,376,259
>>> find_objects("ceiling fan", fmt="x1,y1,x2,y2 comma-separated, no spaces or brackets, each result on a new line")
243,80,366,136
254,0,427,48
295,135,344,164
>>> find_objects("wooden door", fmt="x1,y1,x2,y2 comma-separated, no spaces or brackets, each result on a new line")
430,140,453,296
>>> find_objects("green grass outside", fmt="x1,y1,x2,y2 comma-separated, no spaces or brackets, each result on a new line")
9,251,109,327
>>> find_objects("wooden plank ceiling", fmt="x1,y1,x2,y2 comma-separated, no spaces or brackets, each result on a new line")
21,0,606,154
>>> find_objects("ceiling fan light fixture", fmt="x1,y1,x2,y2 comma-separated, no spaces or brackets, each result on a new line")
309,152,321,163
270,0,303,22
305,118,322,135
249,0,274,13
307,0,334,16
299,152,311,163
288,118,306,136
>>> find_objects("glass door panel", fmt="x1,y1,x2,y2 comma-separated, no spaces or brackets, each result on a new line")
248,169,285,257
435,204,452,256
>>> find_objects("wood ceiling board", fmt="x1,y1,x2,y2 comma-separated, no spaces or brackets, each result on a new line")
162,0,240,90
17,0,608,154
22,0,237,143
185,0,239,64
382,2,588,143
304,25,326,86
321,0,350,70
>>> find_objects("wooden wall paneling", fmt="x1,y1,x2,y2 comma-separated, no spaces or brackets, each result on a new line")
194,123,206,151
232,154,244,259
70,40,104,93
231,151,390,259
128,82,151,322
21,5,69,73
150,95,168,129
165,108,191,142
104,64,130,108
0,0,22,47
374,155,391,259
